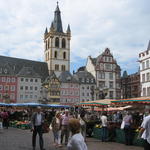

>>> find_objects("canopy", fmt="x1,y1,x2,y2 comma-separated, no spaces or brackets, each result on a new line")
111,97,150,105
0,103,70,108
76,99,114,107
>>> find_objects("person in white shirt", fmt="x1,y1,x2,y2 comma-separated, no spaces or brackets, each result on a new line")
31,106,45,150
67,118,88,150
139,110,150,150
101,112,108,142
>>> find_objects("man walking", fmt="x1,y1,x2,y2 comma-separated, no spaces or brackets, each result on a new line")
31,106,45,150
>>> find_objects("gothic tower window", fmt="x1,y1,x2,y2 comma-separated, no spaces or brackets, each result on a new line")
63,52,66,59
61,65,66,71
54,51,57,58
62,38,66,48
55,64,59,71
55,37,59,48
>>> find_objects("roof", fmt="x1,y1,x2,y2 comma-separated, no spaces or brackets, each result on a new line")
0,55,49,81
17,67,41,78
53,3,63,33
147,40,150,51
73,70,95,84
59,71,78,83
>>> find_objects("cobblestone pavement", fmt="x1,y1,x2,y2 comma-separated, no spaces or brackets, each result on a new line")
0,128,143,150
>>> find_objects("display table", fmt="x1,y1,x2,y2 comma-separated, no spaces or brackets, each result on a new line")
93,127,144,147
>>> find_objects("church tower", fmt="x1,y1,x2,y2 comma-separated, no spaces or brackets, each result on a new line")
44,2,71,77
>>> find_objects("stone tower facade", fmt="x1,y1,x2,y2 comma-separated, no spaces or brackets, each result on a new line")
44,3,71,77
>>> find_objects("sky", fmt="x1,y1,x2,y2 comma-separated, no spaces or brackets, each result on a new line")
0,0,150,75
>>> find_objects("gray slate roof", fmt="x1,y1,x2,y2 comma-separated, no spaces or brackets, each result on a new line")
17,67,41,78
59,71,78,83
0,55,49,81
73,70,95,84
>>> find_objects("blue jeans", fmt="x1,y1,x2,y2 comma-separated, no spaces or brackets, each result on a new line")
101,127,108,142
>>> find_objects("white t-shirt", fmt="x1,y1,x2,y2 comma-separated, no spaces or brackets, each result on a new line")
141,115,150,139
142,115,150,144
101,115,107,127
35,113,42,126
67,133,88,150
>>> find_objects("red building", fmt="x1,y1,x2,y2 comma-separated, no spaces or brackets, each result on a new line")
0,75,18,103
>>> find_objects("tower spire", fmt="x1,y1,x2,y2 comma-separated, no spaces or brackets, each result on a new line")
53,2,63,32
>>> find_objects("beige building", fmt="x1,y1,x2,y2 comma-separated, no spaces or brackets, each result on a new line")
86,48,121,99
44,3,71,77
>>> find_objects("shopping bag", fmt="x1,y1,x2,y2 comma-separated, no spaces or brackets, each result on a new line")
0,122,3,130
120,121,125,129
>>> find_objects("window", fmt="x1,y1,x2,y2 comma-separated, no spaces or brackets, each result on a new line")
109,91,113,98
25,95,28,99
25,86,28,90
10,93,15,100
99,72,105,79
82,93,84,96
10,85,15,91
63,52,66,59
147,73,150,81
34,95,37,99
87,86,89,89
147,87,150,96
87,93,89,96
82,87,84,89
25,78,28,82
62,38,66,48
61,65,65,71
142,62,145,70
20,86,23,90
105,64,111,70
142,74,145,82
30,79,33,82
143,88,146,96
108,57,112,62
7,78,10,82
35,79,38,82
20,95,23,99
21,78,24,81
55,37,59,48
109,81,113,88
11,78,16,82
30,95,33,98
86,79,89,83
109,73,113,80
54,51,57,58
30,86,33,90
4,85,9,91
55,64,59,71
99,81,105,88
146,60,149,68
2,77,6,82
35,87,38,90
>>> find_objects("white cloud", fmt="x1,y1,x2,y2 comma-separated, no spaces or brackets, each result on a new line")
0,0,150,74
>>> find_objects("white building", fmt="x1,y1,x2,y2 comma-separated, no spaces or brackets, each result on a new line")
86,48,121,99
17,67,42,103
139,41,150,96
73,67,96,102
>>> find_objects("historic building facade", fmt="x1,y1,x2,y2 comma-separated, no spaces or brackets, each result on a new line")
44,3,71,77
73,67,96,102
59,71,80,105
0,56,49,103
43,71,61,103
139,41,150,96
0,64,17,103
86,48,121,99
121,71,140,98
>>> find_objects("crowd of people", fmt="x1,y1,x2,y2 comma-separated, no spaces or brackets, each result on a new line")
0,106,150,150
